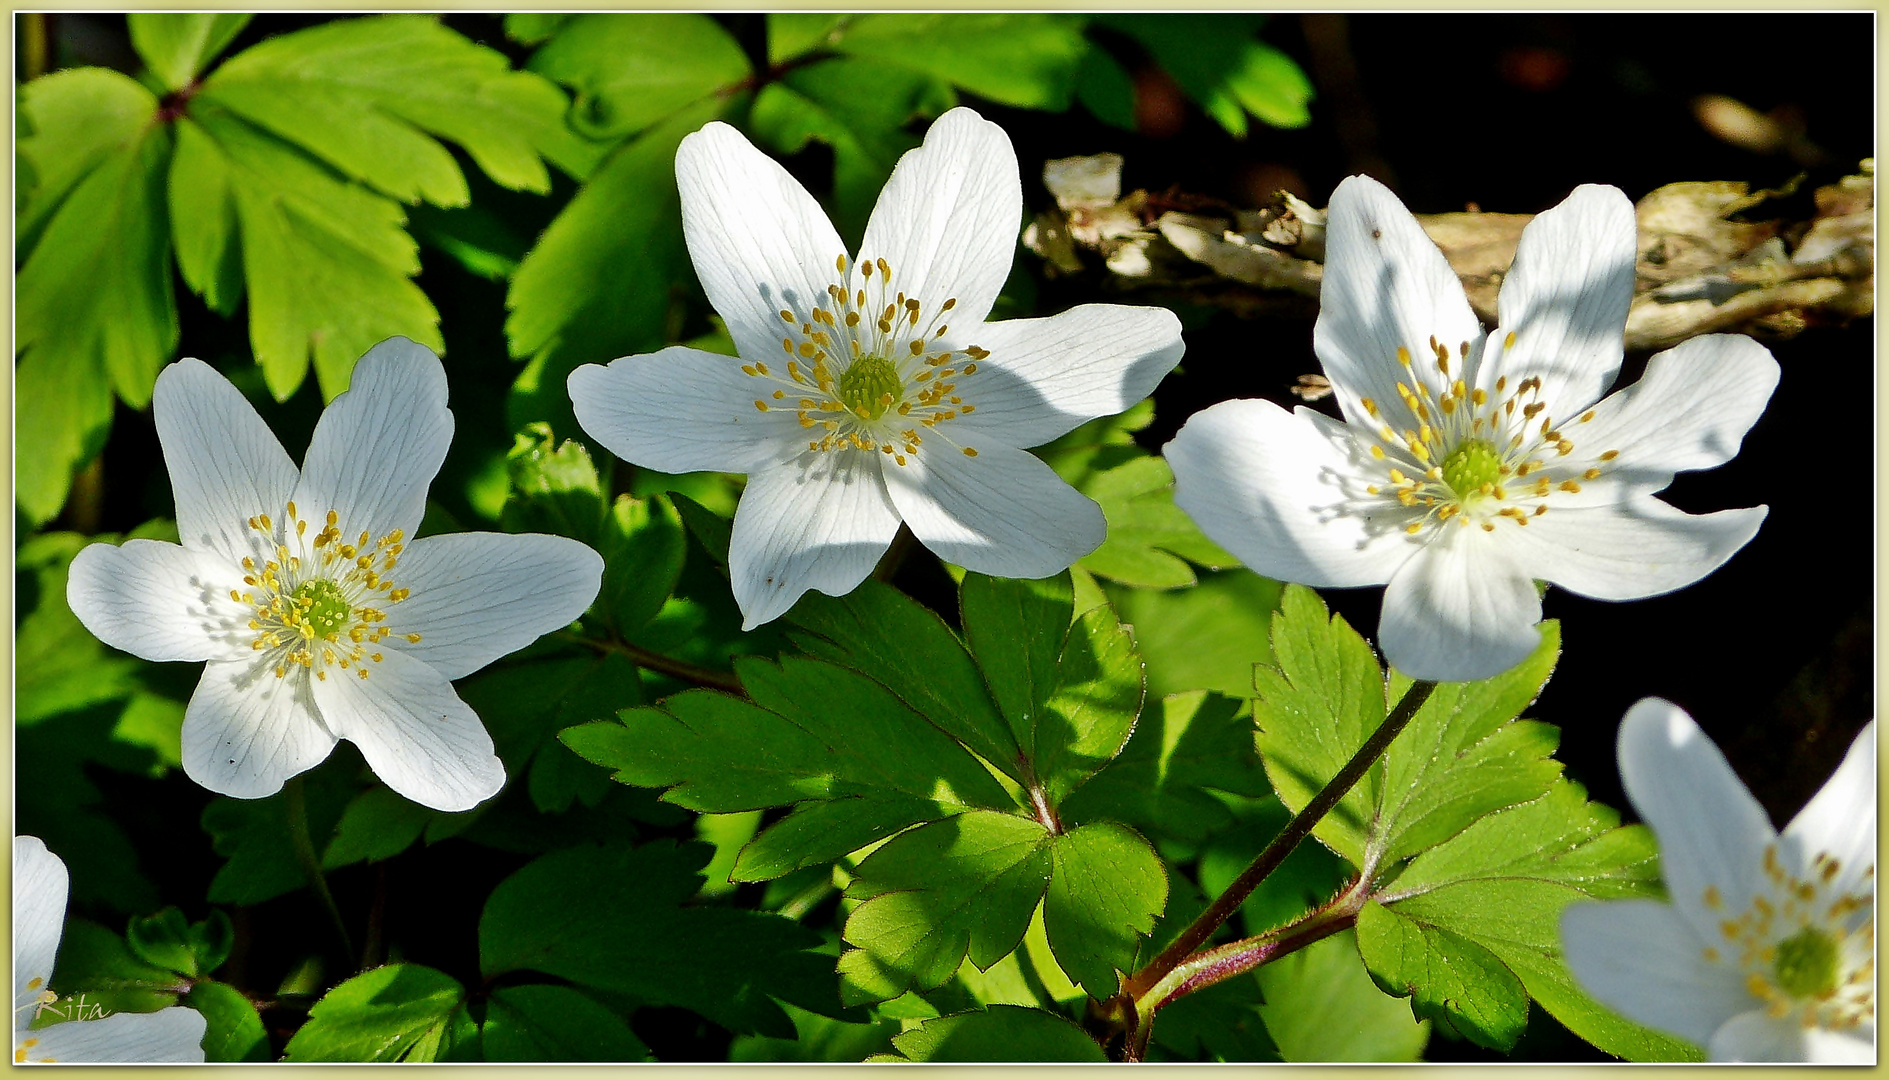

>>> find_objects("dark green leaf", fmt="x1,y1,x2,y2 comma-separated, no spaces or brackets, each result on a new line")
883,1004,1106,1062
15,534,141,724
283,964,472,1062
481,984,652,1062
669,491,733,566
1061,690,1269,844
479,840,835,1038
1096,15,1313,137
1074,45,1137,130
821,14,1088,110
187,979,271,1062
1144,972,1282,1062
731,1001,899,1062
125,907,232,978
128,13,253,91
321,786,432,869
1355,901,1528,1048
838,811,1054,1005
526,13,749,142
1041,822,1166,999
200,768,351,906
47,919,187,1015
767,13,850,64
597,491,688,635
458,653,641,814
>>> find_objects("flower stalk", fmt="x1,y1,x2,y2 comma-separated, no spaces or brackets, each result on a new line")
284,775,354,962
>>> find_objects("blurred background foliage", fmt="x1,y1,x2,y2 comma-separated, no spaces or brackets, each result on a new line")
12,10,1873,1063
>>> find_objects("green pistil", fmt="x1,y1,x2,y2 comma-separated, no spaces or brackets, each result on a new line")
1773,925,1840,999
1441,439,1502,499
838,357,902,421
293,579,352,639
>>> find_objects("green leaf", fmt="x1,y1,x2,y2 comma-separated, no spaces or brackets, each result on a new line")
788,579,1020,780
1354,901,1528,1049
748,57,952,238
187,979,272,1062
562,654,1013,880
505,97,732,436
1096,15,1313,137
168,117,244,316
200,15,574,205
1105,571,1281,701
457,653,640,815
882,1004,1106,1063
1143,972,1282,1062
1254,929,1430,1061
47,919,188,1015
16,69,159,249
15,534,142,724
597,491,687,634
284,964,473,1062
1041,822,1166,999
321,786,433,869
501,422,604,541
1360,780,1698,1060
186,106,443,400
960,571,1077,770
1035,601,1143,805
1074,45,1137,131
731,1000,899,1062
125,907,233,978
478,840,835,1038
200,768,352,906
767,13,850,64
481,984,653,1062
1250,585,1387,865
1222,41,1316,129
128,13,253,91
1077,455,1238,588
838,812,1053,1005
819,14,1089,110
1061,690,1268,845
1197,795,1349,938
15,72,173,522
503,13,574,47
525,13,749,141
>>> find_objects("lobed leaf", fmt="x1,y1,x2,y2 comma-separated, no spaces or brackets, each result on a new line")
879,1004,1107,1062
480,984,653,1062
284,964,475,1062
1061,690,1269,844
525,13,749,143
186,980,271,1062
128,13,253,91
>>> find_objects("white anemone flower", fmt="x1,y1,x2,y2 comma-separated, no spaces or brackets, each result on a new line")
568,107,1184,629
1561,700,1875,1062
14,836,206,1063
1166,175,1778,682
66,339,603,812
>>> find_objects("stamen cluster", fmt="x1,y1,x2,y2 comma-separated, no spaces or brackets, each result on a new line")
750,254,989,465
1703,844,1875,1033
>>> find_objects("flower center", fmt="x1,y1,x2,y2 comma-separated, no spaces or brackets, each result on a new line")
1773,925,1841,999
1355,334,1624,537
838,356,902,422
230,502,422,681
746,253,989,466
1441,439,1502,500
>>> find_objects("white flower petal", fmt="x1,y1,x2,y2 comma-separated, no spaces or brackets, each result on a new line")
310,648,505,813
1616,698,1775,944
1313,174,1485,429
1377,520,1541,682
1707,1009,1810,1062
675,121,848,362
883,441,1104,580
382,532,603,681
1485,184,1636,414
1167,399,1415,588
1560,899,1751,1047
568,346,804,475
66,540,249,663
181,660,337,800
1571,333,1780,490
1799,1024,1876,1064
727,451,902,630
18,1007,206,1064
13,836,66,1015
1781,720,1876,903
151,358,299,565
858,107,1020,330
293,337,452,551
1499,497,1766,602
948,303,1185,447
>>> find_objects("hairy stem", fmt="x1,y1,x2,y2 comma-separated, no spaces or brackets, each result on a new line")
559,631,745,696
1120,678,1437,1008
284,776,354,961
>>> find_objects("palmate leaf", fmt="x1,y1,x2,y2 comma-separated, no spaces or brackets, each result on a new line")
524,13,750,144
127,12,252,91
284,964,476,1062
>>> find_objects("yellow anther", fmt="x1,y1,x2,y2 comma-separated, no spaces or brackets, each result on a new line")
1599,449,1619,461
962,447,979,457
1369,445,1386,460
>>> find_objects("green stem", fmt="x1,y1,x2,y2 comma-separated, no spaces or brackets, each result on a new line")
284,776,354,961
1119,678,1437,1014
558,631,745,696
23,13,48,82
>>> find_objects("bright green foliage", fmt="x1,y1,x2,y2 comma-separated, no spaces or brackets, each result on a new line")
478,840,839,1038
322,787,433,869
1255,931,1430,1061
284,964,476,1062
481,985,654,1062
775,14,1089,111
1094,15,1315,135
15,70,174,523
1107,572,1281,700
1061,691,1269,845
1041,822,1168,997
1359,782,1698,1060
127,13,252,91
45,918,189,1015
877,1004,1108,1063
125,908,233,979
527,14,751,143
186,980,272,1062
